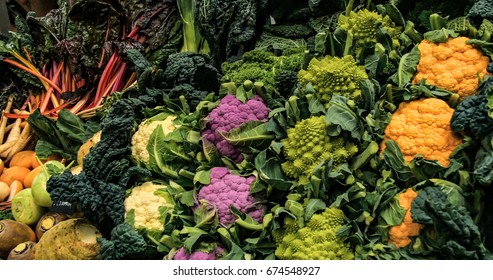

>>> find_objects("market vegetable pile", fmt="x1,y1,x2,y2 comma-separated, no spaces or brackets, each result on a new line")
2,0,493,260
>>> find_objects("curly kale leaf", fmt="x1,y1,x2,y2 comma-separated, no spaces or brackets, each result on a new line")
98,223,149,260
411,187,492,260
0,210,14,220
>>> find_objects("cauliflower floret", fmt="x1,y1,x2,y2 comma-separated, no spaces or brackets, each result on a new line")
388,188,424,248
197,167,267,226
173,245,225,260
412,36,491,98
380,98,463,167
124,182,174,232
131,115,177,164
201,95,269,162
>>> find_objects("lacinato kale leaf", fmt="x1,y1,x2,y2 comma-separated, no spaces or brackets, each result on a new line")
98,223,151,260
411,187,492,260
196,0,265,66
47,98,152,236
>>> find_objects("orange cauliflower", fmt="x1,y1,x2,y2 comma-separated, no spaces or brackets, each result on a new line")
412,36,490,98
380,98,463,167
388,188,423,248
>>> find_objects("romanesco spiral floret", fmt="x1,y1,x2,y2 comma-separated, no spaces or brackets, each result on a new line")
275,208,354,260
337,9,402,50
281,116,358,183
298,55,368,107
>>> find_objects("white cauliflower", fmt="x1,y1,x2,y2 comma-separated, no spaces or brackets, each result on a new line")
131,115,177,164
124,182,175,232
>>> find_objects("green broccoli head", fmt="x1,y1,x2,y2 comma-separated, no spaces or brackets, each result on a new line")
281,115,358,183
274,208,354,260
221,48,304,97
298,55,368,107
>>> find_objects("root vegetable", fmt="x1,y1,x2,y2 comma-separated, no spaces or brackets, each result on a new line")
77,130,101,166
31,160,65,207
0,219,37,258
10,150,35,169
34,218,102,260
6,179,23,202
1,166,31,186
6,124,34,161
7,241,36,260
35,212,69,239
0,181,9,201
23,166,42,189
11,188,47,226
0,118,22,158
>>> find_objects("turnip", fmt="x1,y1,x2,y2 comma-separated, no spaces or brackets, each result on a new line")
35,212,69,239
7,241,36,260
0,219,36,258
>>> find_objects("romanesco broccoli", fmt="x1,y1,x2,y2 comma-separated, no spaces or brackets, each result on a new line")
281,116,359,183
298,55,368,107
274,208,355,260
337,9,402,51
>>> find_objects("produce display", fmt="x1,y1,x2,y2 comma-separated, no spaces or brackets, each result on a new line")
1,0,493,260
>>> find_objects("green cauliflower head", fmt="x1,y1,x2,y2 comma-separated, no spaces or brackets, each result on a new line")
298,55,368,107
281,115,358,183
274,208,355,260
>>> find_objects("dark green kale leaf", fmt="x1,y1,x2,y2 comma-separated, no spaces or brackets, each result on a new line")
196,0,265,66
98,223,150,260
47,98,152,236
451,95,493,138
162,52,221,93
411,187,492,260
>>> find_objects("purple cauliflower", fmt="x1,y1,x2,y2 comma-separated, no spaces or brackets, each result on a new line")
197,167,266,226
173,246,225,260
201,94,269,162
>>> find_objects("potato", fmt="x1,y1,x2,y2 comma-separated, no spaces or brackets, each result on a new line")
34,218,102,260
0,219,37,258
7,241,36,260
